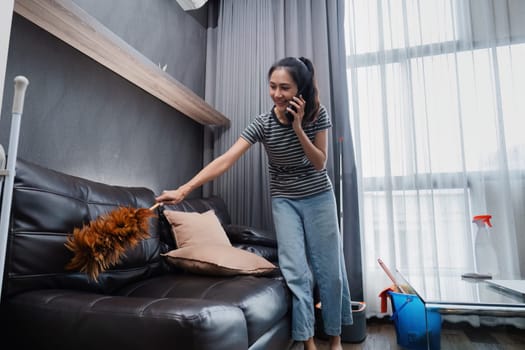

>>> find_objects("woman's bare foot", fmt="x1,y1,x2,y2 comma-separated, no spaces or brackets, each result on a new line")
303,337,317,350
329,335,343,350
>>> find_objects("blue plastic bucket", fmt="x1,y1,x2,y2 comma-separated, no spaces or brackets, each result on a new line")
387,291,441,350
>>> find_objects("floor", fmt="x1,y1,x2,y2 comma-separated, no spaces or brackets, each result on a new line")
291,318,525,349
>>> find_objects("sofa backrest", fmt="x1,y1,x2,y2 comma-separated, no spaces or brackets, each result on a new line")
2,159,163,299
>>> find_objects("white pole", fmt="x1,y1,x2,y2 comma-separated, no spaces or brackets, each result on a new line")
0,0,15,115
0,0,15,179
0,75,29,299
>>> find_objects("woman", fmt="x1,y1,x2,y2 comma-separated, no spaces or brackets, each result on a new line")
155,56,352,350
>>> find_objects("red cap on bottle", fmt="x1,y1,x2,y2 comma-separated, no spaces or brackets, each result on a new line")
472,214,492,227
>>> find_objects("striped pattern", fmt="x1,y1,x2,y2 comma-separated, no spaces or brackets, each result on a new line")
241,105,333,198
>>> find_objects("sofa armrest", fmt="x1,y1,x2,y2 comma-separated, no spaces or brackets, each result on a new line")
231,243,278,264
225,224,279,265
224,224,277,248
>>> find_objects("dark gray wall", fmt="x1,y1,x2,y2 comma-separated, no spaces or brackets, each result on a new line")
0,1,209,197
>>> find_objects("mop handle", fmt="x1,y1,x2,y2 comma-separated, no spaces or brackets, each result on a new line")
13,76,29,114
0,76,29,300
377,258,408,293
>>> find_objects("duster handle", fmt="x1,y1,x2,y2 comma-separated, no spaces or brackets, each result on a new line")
149,203,160,211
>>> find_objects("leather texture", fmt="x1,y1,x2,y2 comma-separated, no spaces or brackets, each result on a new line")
5,158,164,296
1,159,292,350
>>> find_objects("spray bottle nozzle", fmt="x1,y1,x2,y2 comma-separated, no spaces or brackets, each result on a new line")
473,214,492,227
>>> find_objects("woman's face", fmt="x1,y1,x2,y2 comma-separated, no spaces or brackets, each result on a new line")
269,68,299,114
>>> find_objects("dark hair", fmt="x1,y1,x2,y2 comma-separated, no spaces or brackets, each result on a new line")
268,57,321,124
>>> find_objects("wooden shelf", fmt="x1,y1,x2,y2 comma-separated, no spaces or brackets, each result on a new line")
14,0,230,126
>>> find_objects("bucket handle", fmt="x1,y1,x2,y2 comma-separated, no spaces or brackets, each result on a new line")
351,301,366,312
389,293,414,322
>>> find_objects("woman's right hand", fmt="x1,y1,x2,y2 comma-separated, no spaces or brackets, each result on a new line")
155,186,188,206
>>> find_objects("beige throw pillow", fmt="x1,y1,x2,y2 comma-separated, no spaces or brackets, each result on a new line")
162,209,277,276
162,245,277,276
163,209,231,248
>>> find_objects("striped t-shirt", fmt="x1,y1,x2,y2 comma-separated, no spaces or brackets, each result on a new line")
240,105,333,198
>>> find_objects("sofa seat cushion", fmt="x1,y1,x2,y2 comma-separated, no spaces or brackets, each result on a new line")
3,289,249,350
116,274,291,346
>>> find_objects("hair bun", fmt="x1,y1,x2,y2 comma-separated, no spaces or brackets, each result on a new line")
298,57,312,72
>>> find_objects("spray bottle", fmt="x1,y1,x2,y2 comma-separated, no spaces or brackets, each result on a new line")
473,214,499,278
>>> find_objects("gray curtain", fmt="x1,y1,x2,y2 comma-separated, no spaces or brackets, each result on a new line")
205,0,363,300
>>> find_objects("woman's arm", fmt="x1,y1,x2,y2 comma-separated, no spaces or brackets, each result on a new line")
294,126,328,171
289,96,328,171
155,137,252,205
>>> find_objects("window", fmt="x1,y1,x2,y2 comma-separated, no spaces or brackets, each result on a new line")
345,0,524,299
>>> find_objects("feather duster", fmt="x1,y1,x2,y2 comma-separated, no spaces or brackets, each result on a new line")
65,205,157,281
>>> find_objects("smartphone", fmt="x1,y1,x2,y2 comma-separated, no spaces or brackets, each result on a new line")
285,103,297,122
285,88,304,122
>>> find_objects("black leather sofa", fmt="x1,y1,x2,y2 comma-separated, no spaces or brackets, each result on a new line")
0,159,292,350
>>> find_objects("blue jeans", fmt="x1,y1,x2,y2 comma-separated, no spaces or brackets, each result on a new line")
272,190,353,341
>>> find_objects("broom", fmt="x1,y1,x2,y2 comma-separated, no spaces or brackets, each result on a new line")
65,202,160,281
